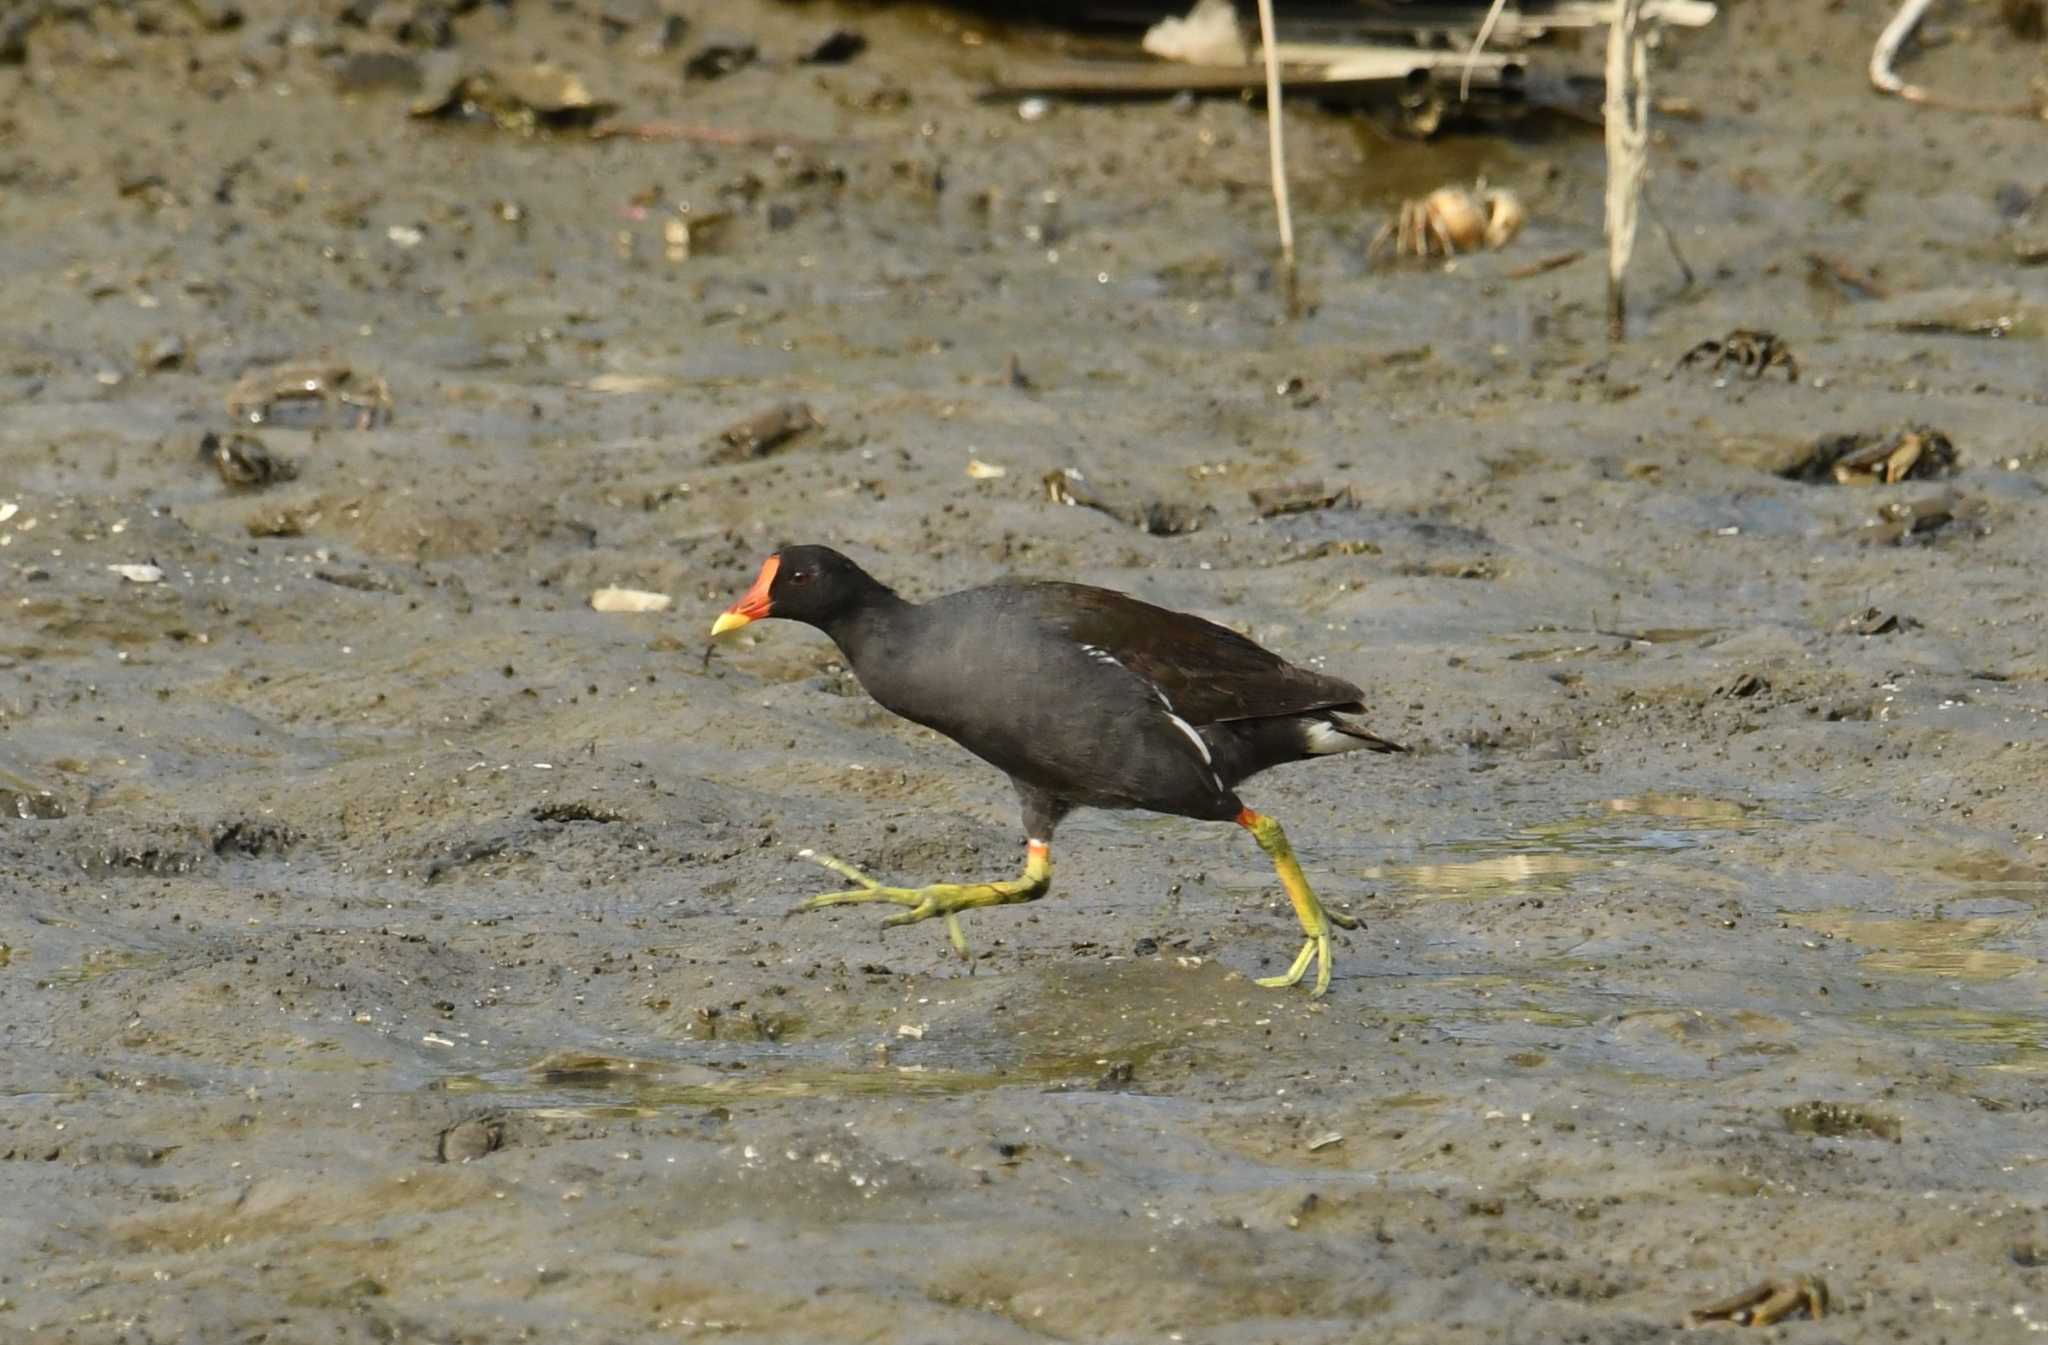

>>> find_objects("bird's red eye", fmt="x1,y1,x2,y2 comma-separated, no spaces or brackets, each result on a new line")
788,570,811,585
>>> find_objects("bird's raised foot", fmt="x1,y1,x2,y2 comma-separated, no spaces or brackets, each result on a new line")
792,850,927,910
789,849,1048,959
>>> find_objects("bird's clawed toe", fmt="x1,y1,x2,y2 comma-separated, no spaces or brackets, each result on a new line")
1256,933,1338,997
785,846,1051,963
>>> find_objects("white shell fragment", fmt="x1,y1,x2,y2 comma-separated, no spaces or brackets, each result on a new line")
108,563,164,584
1306,1131,1345,1152
966,459,1008,479
590,587,673,613
1142,0,1248,66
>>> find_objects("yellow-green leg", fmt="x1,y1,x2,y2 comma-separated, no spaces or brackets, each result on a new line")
791,840,1053,959
1238,808,1359,998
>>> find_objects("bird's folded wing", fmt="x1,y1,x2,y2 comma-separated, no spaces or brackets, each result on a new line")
1032,582,1366,725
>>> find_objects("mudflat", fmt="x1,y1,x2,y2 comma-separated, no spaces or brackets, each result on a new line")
2,2,2044,1340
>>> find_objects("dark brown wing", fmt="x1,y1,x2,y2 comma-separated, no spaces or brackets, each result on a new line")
1017,581,1365,725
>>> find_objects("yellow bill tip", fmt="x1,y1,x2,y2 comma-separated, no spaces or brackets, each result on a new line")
710,610,754,637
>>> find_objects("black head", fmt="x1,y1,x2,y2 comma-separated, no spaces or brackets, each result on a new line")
710,545,890,635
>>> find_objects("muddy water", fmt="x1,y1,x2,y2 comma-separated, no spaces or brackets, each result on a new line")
3,0,2047,1340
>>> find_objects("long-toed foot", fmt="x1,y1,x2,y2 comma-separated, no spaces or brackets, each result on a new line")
1257,908,1362,995
790,842,1051,959
1239,808,1358,998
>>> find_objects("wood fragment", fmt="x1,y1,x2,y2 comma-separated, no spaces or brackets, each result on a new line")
1806,252,1890,299
986,50,1512,101
1504,250,1583,279
1249,479,1356,518
1526,0,1715,27
588,120,822,148
711,402,821,460
1264,0,1715,44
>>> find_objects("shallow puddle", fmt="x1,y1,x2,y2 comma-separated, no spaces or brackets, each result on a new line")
1858,1006,2048,1065
1602,793,1756,825
1930,851,2048,891
41,947,166,984
431,1047,1153,1118
1370,849,1605,897
1788,911,2037,980
1367,793,1761,898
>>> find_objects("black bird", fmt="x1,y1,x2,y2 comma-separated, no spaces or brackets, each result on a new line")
711,545,1406,996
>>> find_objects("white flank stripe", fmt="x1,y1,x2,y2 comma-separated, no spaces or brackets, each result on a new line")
1165,710,1213,763
1078,637,1221,781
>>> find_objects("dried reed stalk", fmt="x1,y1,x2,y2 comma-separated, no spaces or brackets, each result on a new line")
1254,0,1296,288
1603,0,1649,341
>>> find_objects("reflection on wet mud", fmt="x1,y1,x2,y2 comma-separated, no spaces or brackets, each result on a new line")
433,1044,1159,1119
1788,911,2036,979
1601,792,1755,825
42,947,165,984
1858,1006,2048,1073
1370,793,1760,897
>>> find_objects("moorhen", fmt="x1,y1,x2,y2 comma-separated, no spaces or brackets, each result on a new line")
710,545,1406,996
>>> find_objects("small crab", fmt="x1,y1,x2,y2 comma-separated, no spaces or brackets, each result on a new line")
198,430,296,490
1685,1276,1828,1328
226,361,392,430
1370,184,1526,260
1672,329,1799,382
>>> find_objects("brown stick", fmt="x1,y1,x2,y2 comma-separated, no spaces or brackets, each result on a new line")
1504,250,1583,280
1806,251,1891,299
588,120,826,147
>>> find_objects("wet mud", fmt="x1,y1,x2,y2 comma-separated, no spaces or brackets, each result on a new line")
2,0,2046,1340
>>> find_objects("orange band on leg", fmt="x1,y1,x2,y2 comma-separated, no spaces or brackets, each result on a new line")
1023,838,1052,884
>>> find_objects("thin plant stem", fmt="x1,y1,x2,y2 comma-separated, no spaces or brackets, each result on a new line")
1603,0,1649,342
1254,0,1295,287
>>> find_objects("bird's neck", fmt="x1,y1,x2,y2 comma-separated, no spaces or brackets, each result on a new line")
820,581,915,668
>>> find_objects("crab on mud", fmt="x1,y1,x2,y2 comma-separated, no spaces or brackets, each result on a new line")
1370,185,1526,260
